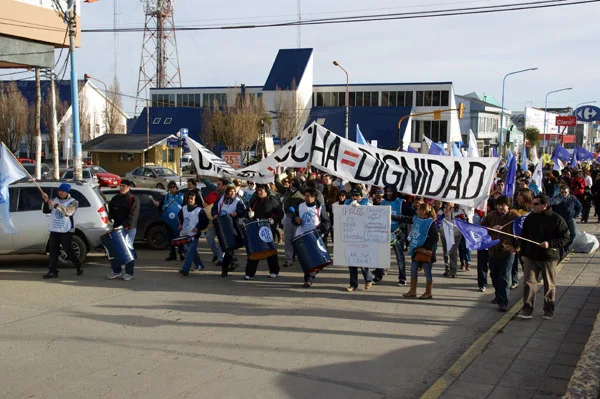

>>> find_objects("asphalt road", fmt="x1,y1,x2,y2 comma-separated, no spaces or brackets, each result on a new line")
0,238,574,399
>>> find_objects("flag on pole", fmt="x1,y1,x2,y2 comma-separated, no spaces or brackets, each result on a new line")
442,219,455,252
552,144,571,162
451,142,463,157
569,151,578,168
454,219,500,250
574,146,594,161
467,130,479,158
506,149,513,162
503,155,517,198
407,146,417,153
521,144,528,171
0,143,28,234
356,124,367,145
513,212,530,236
492,147,498,158
530,145,539,165
531,160,543,194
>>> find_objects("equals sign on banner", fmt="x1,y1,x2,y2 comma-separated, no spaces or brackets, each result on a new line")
341,150,359,167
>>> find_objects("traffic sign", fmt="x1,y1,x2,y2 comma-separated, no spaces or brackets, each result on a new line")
574,106,600,122
167,138,179,148
180,128,189,136
556,116,577,127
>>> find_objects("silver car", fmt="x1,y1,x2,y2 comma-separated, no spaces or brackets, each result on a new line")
1,181,111,266
125,166,185,189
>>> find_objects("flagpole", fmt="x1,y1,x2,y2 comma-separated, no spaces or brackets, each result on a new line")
484,225,555,250
2,143,45,196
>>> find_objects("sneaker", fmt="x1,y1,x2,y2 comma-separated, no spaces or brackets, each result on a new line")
372,277,381,284
165,255,177,261
450,274,457,278
283,260,292,267
42,272,58,279
543,311,554,320
107,272,122,280
212,255,218,262
518,308,533,319
178,269,189,277
460,264,465,271
123,274,134,281
346,286,357,292
510,283,519,290
498,305,507,312
76,268,83,276
479,286,486,292
491,298,498,304
303,281,312,288
365,282,373,290
179,254,185,261
243,275,253,280
443,271,450,277
398,280,406,286
196,264,205,271
465,265,471,271
269,273,278,278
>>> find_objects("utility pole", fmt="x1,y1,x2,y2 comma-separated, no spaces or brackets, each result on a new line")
50,70,60,180
35,68,42,180
67,0,83,180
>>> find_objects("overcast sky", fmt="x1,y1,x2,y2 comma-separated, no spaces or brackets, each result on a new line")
61,0,600,116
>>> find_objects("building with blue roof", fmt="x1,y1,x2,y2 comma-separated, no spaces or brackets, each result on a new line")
146,48,464,152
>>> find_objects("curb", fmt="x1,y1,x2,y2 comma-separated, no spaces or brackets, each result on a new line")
564,312,600,399
419,253,573,399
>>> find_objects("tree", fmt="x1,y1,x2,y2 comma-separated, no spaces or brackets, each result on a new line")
524,126,541,147
274,80,307,144
103,78,125,133
201,100,226,152
0,82,30,153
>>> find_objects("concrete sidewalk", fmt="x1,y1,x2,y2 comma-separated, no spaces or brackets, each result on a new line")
425,224,600,399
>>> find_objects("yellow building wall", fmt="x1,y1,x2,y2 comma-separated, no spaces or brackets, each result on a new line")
91,146,182,177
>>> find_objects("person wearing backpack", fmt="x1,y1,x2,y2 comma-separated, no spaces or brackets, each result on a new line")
107,179,140,281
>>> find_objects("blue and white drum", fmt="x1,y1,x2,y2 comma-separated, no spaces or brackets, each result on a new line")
213,214,245,252
243,219,277,260
161,201,182,232
292,229,331,274
100,226,137,264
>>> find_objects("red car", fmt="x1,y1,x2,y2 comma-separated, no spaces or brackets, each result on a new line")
17,158,34,164
61,166,121,188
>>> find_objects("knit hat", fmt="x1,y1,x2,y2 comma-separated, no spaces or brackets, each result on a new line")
121,179,133,186
349,188,363,197
58,182,71,193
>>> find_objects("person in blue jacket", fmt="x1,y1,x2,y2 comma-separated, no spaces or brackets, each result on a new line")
152,181,185,261
177,191,209,276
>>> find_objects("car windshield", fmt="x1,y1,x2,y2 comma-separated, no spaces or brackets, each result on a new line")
91,166,107,173
62,169,92,179
153,168,176,177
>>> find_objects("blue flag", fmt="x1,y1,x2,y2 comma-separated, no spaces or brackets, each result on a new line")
521,145,528,171
574,146,595,161
552,144,571,162
0,144,28,234
455,219,500,250
503,156,517,198
451,142,463,157
356,124,367,145
570,151,578,168
513,213,530,236
492,147,498,158
429,142,448,156
506,149,513,162
407,146,417,153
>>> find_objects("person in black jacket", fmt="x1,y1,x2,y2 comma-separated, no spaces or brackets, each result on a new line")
107,179,140,281
515,194,570,320
551,185,582,256
177,191,209,276
243,184,284,280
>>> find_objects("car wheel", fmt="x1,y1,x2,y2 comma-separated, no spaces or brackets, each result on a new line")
58,235,87,267
146,224,168,250
130,181,136,187
156,183,165,190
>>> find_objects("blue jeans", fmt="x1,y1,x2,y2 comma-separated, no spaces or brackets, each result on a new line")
111,228,136,275
511,254,520,286
349,267,373,288
166,226,185,257
206,228,223,260
459,238,472,266
477,250,489,289
411,261,433,283
564,218,578,253
374,233,406,282
181,237,205,272
489,253,515,307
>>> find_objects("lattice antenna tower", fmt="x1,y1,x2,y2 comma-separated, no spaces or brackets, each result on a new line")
135,0,182,115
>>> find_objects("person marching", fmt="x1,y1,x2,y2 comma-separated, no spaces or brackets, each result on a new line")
107,180,140,281
211,184,247,277
177,191,209,276
244,184,284,280
344,188,374,292
274,172,305,267
374,186,407,286
41,183,82,279
293,188,331,287
152,180,185,261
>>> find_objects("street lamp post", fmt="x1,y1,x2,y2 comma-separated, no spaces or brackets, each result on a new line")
543,87,572,154
332,60,349,140
499,68,538,156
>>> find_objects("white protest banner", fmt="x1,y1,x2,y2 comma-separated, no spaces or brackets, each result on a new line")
333,204,391,268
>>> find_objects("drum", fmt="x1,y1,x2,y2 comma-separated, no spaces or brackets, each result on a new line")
171,235,192,246
100,226,137,265
161,200,182,232
213,214,245,251
292,229,331,274
243,219,277,260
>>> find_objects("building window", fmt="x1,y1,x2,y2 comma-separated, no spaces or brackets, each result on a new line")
168,149,175,161
152,118,161,124
164,118,172,125
162,149,168,163
411,120,448,143
316,92,324,106
415,90,449,107
349,92,356,106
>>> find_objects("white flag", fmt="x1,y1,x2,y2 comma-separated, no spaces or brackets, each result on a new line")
0,143,28,234
467,130,479,158
443,219,455,251
532,160,544,193
531,146,539,165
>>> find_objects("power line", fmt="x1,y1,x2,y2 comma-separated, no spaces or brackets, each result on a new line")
80,0,599,33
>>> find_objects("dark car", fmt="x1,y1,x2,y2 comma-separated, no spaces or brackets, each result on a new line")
22,163,51,180
101,188,169,250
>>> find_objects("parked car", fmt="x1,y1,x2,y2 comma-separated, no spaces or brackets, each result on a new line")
181,153,194,173
21,163,51,180
1,181,110,266
62,166,120,188
17,158,34,164
125,166,184,190
101,188,169,250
